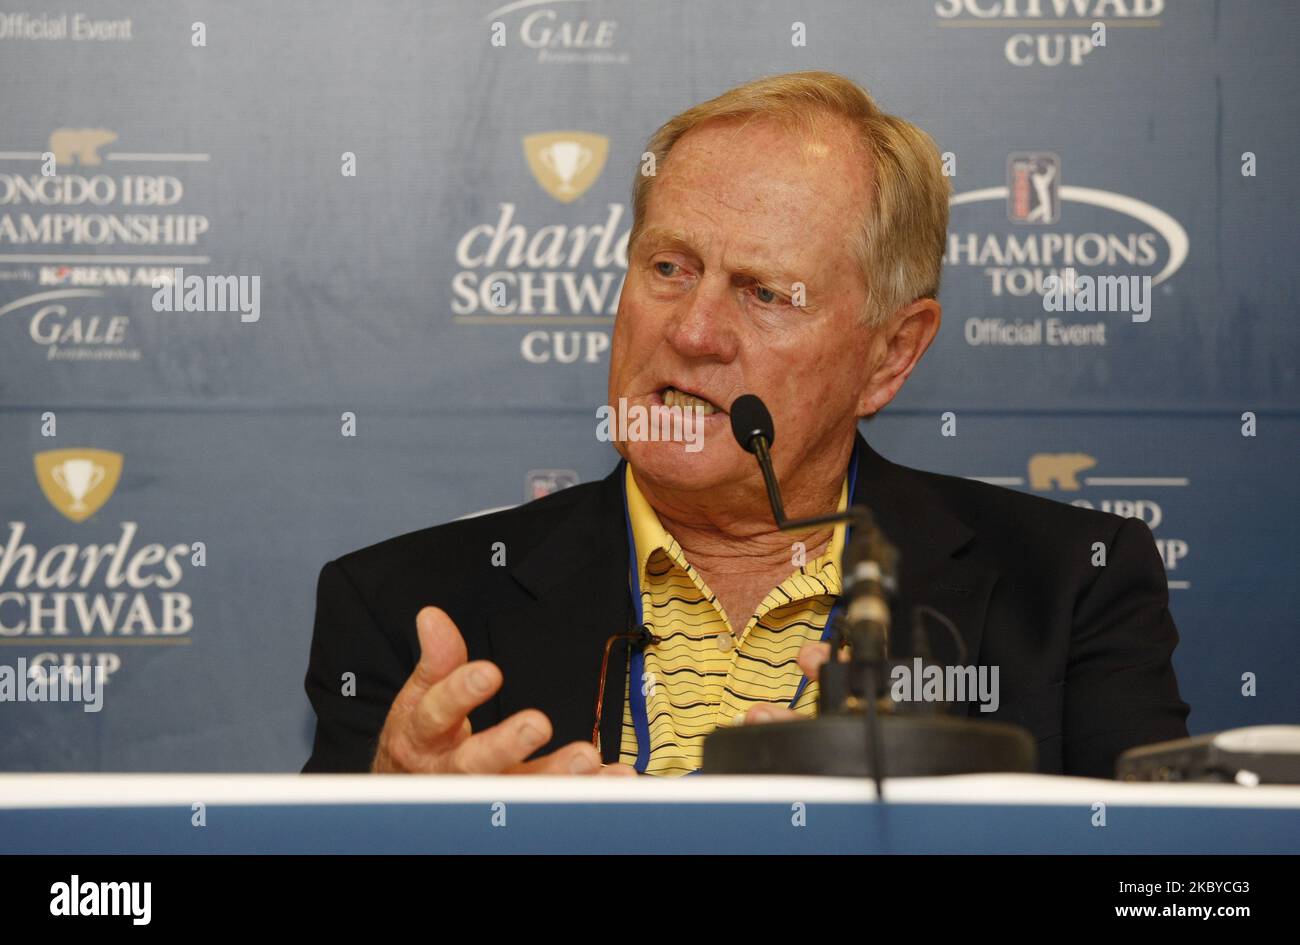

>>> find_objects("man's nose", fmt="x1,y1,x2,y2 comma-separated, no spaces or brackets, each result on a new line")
665,277,740,362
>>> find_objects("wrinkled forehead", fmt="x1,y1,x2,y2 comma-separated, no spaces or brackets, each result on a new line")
660,112,868,202
641,115,872,280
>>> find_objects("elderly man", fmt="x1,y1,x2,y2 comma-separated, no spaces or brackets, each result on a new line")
303,71,1188,778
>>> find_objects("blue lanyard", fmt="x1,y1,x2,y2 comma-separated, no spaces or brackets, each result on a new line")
622,442,861,774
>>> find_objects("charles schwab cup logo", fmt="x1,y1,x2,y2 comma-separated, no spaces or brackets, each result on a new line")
0,449,195,686
933,0,1166,68
948,151,1188,346
0,127,213,362
451,129,627,365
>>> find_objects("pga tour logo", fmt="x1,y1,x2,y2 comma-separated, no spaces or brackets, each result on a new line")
1008,152,1060,224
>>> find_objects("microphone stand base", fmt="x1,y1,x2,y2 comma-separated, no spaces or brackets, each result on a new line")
702,714,1037,777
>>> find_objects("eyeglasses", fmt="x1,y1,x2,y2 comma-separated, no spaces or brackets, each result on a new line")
591,622,658,752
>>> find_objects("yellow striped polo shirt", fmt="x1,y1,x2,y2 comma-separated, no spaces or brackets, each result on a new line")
617,464,848,776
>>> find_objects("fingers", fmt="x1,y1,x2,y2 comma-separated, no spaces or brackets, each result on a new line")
413,606,469,685
392,607,468,716
728,644,832,725
507,740,606,775
510,744,637,776
797,641,832,681
378,606,646,776
447,709,554,773
407,659,503,746
596,763,639,777
376,607,501,772
737,704,802,725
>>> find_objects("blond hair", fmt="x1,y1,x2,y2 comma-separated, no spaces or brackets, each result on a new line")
629,70,949,326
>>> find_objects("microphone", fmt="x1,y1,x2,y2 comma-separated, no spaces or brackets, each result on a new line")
730,394,785,525
729,393,775,453
727,392,892,796
729,393,856,533
730,390,897,626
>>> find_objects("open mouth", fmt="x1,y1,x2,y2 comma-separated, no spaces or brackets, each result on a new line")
658,385,724,416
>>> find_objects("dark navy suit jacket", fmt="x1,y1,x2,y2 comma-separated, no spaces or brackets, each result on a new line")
303,433,1190,778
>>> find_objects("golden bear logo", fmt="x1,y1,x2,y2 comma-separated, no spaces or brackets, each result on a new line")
34,449,124,522
523,131,608,204
1027,452,1096,491
48,128,118,167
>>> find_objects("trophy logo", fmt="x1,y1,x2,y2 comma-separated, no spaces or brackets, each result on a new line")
523,131,608,204
34,449,124,522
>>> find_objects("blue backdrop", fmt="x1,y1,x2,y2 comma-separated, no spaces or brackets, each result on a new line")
1,0,1296,770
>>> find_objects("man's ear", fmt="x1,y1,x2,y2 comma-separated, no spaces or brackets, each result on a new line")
855,298,942,417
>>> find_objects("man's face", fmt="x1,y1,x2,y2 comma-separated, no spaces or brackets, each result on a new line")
608,114,878,497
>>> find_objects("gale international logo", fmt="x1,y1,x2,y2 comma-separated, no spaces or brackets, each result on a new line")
486,0,627,65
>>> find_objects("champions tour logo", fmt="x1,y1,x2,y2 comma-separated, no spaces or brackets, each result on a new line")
0,449,196,685
947,152,1188,347
450,129,628,365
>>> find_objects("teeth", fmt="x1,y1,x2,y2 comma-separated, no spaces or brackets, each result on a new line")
663,387,717,415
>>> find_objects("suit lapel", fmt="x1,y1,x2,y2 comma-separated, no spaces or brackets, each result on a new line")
488,465,631,763
850,432,998,675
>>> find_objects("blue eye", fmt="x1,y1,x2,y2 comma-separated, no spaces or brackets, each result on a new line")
755,286,779,304
654,261,678,277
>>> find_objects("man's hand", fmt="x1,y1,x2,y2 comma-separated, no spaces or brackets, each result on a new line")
735,640,834,725
372,606,636,776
